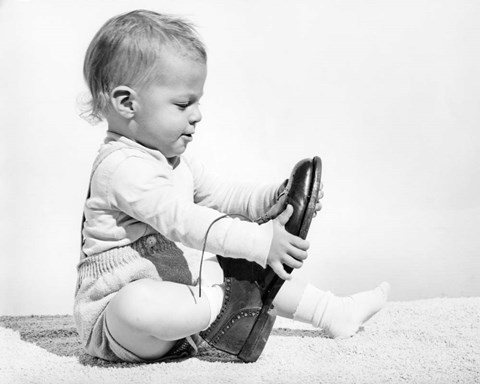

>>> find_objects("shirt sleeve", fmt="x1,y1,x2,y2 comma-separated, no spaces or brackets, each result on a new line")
107,155,273,267
184,155,280,220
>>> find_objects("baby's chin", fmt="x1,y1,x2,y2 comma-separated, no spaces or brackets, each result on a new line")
163,144,190,160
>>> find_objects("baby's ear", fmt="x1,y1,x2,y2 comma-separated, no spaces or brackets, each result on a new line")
110,86,137,118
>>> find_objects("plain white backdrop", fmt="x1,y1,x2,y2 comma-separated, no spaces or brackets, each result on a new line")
1,0,479,315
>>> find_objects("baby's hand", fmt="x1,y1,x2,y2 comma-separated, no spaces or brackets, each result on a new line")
277,179,324,216
267,204,310,280
314,182,324,215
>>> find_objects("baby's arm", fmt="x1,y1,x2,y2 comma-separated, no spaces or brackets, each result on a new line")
108,155,273,267
184,155,283,220
184,156,312,279
183,156,312,279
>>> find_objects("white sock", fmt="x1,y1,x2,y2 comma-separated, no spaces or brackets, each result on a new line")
201,284,225,329
293,282,391,338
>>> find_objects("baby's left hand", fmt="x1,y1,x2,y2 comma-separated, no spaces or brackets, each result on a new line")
278,180,324,214
257,181,324,224
314,182,324,215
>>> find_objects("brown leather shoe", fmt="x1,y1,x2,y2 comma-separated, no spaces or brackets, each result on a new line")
200,157,322,362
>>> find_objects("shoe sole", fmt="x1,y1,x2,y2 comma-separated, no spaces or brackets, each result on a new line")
237,156,322,362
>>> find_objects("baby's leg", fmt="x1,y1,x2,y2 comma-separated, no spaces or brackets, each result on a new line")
106,278,223,360
274,275,390,338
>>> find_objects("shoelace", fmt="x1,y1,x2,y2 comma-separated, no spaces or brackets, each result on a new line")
198,213,254,297
185,335,199,353
196,185,287,297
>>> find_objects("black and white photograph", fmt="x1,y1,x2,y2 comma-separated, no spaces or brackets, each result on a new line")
1,0,479,383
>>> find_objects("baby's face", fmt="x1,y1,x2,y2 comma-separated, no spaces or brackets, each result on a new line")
134,50,207,159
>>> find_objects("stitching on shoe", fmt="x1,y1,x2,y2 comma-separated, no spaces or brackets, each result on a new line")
211,309,260,345
201,277,232,338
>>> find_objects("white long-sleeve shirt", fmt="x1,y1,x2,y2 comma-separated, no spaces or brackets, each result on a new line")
81,132,279,270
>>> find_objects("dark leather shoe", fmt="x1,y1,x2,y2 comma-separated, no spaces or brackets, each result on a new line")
261,156,322,303
199,256,276,362
285,156,322,238
199,157,322,362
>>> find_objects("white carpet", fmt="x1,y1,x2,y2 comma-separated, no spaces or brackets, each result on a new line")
1,298,479,384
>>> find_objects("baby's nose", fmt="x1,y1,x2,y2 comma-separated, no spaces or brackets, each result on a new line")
189,105,202,125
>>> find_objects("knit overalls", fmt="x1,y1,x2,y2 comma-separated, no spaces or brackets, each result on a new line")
74,145,198,363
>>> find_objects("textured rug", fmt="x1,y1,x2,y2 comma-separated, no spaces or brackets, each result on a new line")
1,298,479,384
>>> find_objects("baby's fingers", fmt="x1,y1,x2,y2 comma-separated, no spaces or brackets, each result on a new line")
271,261,292,281
290,235,310,251
315,183,324,213
318,184,324,199
282,253,304,270
288,246,308,262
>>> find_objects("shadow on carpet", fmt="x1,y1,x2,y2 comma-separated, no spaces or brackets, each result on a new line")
0,315,326,367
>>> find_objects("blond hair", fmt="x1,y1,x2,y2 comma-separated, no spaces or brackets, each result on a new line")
82,10,206,123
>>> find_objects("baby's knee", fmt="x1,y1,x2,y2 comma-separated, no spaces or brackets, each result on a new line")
105,279,179,359
106,278,162,336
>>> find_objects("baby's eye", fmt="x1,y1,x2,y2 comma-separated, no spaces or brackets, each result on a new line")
175,103,190,110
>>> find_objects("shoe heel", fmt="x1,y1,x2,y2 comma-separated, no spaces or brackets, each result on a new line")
238,305,277,362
